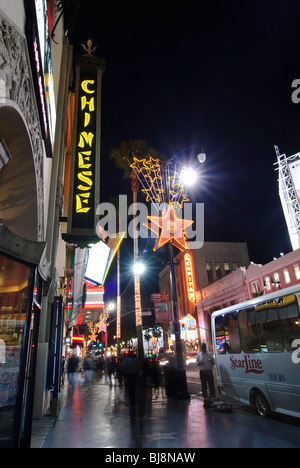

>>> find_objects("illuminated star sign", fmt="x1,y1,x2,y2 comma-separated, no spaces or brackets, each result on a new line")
145,204,193,251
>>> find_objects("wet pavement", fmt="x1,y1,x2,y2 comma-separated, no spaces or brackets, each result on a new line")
35,375,300,449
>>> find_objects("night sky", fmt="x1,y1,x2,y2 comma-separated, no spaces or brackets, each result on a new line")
69,1,300,311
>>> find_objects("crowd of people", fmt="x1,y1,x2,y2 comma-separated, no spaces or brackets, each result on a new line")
61,343,216,407
61,351,163,405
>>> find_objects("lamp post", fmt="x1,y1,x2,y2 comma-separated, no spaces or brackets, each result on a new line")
164,150,205,398
131,170,145,360
130,145,206,399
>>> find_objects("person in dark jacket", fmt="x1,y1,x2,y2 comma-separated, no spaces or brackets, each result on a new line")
67,352,79,393
121,352,140,405
83,354,95,393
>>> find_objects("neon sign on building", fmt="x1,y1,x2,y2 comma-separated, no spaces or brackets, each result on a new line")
63,49,105,248
184,253,196,303
75,79,96,215
71,67,98,233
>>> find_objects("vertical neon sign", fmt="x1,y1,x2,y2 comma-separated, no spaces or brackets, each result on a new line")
76,79,96,214
71,69,97,231
184,253,196,303
63,49,105,248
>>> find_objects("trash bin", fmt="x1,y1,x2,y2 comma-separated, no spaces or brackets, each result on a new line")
165,366,190,399
165,365,177,398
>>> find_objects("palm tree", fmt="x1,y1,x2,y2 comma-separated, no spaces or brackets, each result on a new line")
110,140,158,178
110,140,158,359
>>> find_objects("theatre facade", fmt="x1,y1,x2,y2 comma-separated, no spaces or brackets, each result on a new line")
0,1,70,447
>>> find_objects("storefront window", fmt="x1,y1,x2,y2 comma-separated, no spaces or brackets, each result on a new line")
0,253,33,447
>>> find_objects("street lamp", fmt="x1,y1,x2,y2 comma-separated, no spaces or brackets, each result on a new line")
134,260,145,275
197,152,207,164
179,166,198,187
130,145,206,399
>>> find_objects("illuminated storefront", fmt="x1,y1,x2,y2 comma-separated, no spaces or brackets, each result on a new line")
0,224,46,448
180,314,198,351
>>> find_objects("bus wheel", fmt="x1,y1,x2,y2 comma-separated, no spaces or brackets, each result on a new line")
253,391,271,418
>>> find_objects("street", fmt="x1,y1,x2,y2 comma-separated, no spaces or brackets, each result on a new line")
186,362,300,436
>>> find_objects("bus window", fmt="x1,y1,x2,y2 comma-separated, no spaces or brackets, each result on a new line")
224,312,241,354
239,307,260,353
278,294,300,351
214,316,226,355
256,302,283,352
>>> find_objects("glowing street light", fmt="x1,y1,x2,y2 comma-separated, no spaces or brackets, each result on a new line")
179,166,198,187
134,261,145,275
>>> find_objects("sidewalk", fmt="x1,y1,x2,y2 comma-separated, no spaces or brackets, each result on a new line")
37,378,197,449
31,374,300,449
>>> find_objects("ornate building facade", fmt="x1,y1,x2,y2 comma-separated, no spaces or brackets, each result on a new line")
0,1,71,447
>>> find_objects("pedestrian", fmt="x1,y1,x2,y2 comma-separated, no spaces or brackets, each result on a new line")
115,357,123,387
106,356,116,387
150,358,161,397
121,352,140,406
196,343,216,406
67,351,79,394
83,354,95,393
60,356,66,387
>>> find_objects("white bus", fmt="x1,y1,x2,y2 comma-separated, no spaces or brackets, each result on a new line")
211,284,300,418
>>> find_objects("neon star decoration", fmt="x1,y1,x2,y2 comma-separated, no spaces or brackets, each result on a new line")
168,166,192,209
130,156,164,204
145,204,193,251
130,156,192,212
87,322,100,342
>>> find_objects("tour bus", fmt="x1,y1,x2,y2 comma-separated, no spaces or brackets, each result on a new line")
211,284,300,418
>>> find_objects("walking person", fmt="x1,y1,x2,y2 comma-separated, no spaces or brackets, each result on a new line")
106,356,116,387
67,351,79,394
121,352,140,406
60,356,66,388
83,354,95,394
196,343,216,407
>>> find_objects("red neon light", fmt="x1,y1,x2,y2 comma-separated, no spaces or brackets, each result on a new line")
184,253,196,303
86,287,105,293
72,336,85,342
84,304,104,310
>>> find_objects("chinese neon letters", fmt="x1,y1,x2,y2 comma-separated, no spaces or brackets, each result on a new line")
76,79,96,214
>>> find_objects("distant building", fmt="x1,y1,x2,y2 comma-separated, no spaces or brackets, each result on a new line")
159,242,250,351
196,267,248,348
246,249,300,297
196,248,300,349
